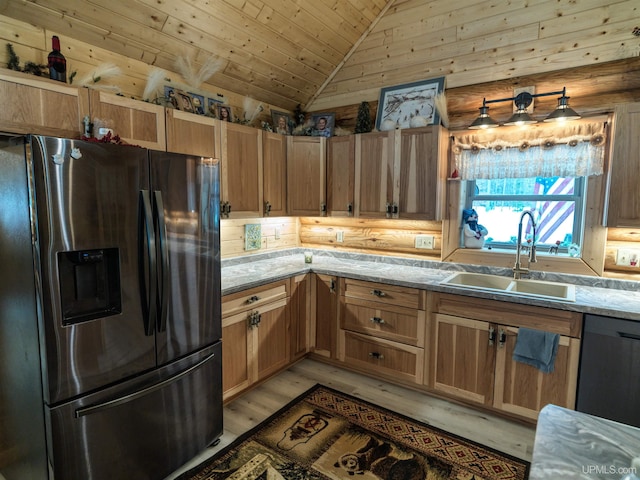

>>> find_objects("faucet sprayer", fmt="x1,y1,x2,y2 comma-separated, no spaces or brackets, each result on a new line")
513,211,537,279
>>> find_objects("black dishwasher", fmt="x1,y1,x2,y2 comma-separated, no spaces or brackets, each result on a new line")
576,314,640,427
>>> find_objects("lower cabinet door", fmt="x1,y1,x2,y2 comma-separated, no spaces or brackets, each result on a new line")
431,313,495,406
256,299,290,380
493,326,580,420
339,330,424,384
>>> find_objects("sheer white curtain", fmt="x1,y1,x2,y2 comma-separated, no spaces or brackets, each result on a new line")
452,120,608,180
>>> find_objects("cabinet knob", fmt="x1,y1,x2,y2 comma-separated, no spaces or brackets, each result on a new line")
498,328,506,348
385,203,393,218
370,289,386,297
246,295,260,304
370,317,385,324
320,202,327,216
347,202,353,215
264,201,271,216
329,279,336,293
368,352,384,360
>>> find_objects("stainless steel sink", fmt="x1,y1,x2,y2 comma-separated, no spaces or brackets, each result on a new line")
440,272,576,302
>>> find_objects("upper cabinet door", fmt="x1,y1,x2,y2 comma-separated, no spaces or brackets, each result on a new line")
397,125,447,220
262,131,287,217
327,135,355,217
88,90,166,150
0,69,88,137
287,136,326,216
607,102,640,227
355,131,395,218
166,109,220,158
220,122,263,218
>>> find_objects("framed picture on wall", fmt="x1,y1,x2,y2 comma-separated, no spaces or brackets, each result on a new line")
310,112,335,137
375,76,445,130
271,110,292,135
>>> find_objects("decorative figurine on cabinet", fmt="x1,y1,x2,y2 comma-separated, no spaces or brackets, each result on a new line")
462,208,488,248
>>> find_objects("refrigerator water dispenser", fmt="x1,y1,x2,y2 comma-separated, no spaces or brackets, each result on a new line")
58,248,121,325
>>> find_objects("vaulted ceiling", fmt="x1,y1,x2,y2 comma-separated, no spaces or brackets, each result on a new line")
0,0,638,113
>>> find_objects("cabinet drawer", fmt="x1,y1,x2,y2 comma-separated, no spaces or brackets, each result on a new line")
222,282,288,317
341,301,425,347
340,331,424,384
343,279,422,309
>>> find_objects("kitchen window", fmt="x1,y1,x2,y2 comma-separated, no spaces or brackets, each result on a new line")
465,176,586,254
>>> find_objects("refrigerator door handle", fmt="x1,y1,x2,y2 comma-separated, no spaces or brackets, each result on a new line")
154,190,170,333
74,352,217,418
139,190,158,336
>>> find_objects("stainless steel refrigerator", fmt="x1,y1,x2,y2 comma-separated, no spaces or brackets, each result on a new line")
0,135,222,479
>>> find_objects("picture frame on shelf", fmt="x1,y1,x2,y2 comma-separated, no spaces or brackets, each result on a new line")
174,89,194,113
164,86,179,109
189,92,206,115
375,76,445,130
218,105,233,122
310,112,335,137
207,97,223,118
271,110,292,135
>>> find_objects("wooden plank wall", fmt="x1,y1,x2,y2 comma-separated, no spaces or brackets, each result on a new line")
221,217,298,258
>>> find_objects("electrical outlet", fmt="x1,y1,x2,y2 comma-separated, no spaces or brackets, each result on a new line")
337,231,344,243
415,234,434,249
616,249,640,267
274,227,280,239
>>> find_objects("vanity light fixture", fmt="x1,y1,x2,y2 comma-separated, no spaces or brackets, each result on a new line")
468,87,581,129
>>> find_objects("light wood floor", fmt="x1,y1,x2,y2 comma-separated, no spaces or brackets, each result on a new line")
165,358,537,479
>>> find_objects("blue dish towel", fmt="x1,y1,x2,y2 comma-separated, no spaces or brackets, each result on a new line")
513,327,560,374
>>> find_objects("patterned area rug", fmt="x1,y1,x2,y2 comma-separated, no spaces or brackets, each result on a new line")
177,384,529,480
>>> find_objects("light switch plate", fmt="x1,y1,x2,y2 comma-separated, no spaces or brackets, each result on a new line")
415,234,434,249
337,231,344,242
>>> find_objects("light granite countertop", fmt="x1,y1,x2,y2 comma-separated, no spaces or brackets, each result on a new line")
221,249,640,321
530,405,640,479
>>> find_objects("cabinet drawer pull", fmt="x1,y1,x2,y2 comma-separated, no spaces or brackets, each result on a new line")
246,295,260,304
370,289,386,297
368,352,384,360
370,317,385,324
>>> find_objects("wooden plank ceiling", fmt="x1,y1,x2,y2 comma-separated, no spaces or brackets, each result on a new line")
0,0,638,113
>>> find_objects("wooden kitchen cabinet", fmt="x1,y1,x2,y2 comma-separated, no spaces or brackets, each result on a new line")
220,121,263,218
606,102,640,227
166,109,220,157
287,136,326,216
262,131,287,217
310,273,339,359
88,89,166,150
355,130,396,218
338,279,426,385
327,135,355,217
0,68,88,138
429,292,582,421
289,274,311,361
221,280,289,401
397,126,448,220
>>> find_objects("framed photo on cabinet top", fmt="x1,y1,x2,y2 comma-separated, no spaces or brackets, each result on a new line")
189,92,206,115
218,105,233,122
375,76,445,130
174,89,194,113
207,97,223,118
271,110,292,135
310,112,335,137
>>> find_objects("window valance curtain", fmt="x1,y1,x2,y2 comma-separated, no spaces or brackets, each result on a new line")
451,120,608,180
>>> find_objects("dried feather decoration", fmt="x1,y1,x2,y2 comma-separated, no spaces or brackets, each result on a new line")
333,126,352,136
292,119,314,136
242,97,264,125
143,68,168,102
174,54,223,89
77,63,122,93
433,92,449,128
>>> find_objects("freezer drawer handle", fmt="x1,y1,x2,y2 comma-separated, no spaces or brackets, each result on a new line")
74,352,216,418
